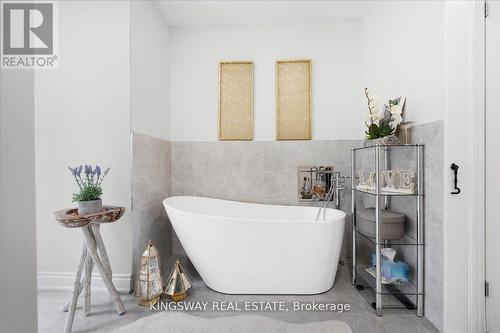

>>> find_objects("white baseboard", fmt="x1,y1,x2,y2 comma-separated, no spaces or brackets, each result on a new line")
38,271,132,293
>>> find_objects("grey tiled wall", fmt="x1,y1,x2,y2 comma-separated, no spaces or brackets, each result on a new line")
131,132,172,280
410,120,444,331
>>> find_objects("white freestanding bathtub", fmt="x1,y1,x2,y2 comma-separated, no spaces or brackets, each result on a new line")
163,196,345,294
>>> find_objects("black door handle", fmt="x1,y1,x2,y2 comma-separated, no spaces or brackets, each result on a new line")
450,163,461,194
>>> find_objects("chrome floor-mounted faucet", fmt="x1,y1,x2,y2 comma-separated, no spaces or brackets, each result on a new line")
316,172,348,221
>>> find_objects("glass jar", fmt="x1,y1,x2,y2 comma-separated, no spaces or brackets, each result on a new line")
312,173,326,200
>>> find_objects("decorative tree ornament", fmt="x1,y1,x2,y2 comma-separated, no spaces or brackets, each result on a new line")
165,259,192,302
135,240,164,306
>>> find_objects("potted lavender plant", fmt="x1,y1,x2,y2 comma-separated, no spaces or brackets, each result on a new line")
363,88,406,146
68,165,110,215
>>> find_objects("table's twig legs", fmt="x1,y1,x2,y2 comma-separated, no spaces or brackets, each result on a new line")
62,279,83,312
62,225,116,313
64,241,87,333
82,226,125,315
83,230,94,316
62,230,93,314
92,224,112,278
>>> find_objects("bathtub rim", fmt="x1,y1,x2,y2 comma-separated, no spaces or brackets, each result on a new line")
163,195,346,224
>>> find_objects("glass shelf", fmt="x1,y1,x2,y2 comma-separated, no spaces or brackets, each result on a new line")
354,272,417,311
355,262,421,297
353,227,422,246
352,188,424,197
351,144,424,152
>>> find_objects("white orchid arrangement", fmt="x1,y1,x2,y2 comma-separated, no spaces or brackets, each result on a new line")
364,88,405,140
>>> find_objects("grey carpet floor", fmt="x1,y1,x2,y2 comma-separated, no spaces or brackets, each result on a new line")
114,312,353,333
38,257,438,333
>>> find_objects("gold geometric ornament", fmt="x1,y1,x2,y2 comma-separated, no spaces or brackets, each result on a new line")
165,259,192,302
134,240,164,307
276,59,312,140
218,61,254,140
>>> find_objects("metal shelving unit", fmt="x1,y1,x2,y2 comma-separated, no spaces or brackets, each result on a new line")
351,144,424,317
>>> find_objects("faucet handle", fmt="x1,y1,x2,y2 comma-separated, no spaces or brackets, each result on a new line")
340,175,351,184
331,173,349,184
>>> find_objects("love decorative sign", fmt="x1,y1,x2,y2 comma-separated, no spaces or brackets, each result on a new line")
356,170,416,194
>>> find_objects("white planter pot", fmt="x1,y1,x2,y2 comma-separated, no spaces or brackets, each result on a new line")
363,134,400,147
77,199,102,215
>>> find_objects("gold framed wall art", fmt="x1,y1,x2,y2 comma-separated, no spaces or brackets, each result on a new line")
218,61,254,140
276,59,311,140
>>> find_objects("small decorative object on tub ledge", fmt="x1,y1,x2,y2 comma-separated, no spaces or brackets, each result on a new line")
68,164,110,215
135,240,164,307
363,88,406,147
297,166,334,201
165,259,192,302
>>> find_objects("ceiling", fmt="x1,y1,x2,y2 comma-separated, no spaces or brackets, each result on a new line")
154,1,373,27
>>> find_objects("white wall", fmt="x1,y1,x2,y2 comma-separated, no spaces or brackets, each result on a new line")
362,1,445,125
0,67,37,332
131,0,170,140
169,21,364,141
35,1,132,277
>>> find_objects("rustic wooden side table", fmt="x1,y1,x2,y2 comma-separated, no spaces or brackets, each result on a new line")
54,206,126,333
